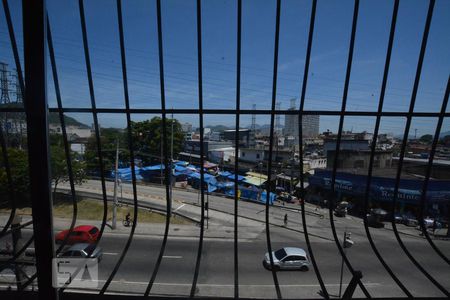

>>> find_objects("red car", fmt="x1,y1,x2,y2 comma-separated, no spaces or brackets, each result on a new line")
55,225,100,245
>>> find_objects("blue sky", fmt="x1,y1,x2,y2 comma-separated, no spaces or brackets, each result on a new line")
1,0,449,136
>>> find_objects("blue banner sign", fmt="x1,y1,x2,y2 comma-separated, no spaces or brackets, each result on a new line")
309,169,450,204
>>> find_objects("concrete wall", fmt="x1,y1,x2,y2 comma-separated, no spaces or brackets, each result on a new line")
327,150,393,169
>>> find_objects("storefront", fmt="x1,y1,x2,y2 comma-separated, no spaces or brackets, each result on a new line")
307,169,450,217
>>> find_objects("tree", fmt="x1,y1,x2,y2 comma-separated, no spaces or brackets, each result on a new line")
130,117,184,165
50,143,86,198
0,147,30,207
419,134,433,144
84,128,129,175
441,135,450,146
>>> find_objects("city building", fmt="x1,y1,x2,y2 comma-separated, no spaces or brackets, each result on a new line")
304,157,327,170
184,132,193,141
209,131,221,141
284,114,320,138
181,122,193,133
208,147,236,164
323,138,370,157
326,149,393,169
238,148,265,163
48,124,92,140
392,157,450,180
183,140,233,159
222,129,255,147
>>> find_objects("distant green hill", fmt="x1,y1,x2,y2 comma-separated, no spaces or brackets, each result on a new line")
0,103,89,128
48,112,89,128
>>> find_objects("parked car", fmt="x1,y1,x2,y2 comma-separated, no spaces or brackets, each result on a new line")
58,243,103,261
55,225,100,245
334,201,348,217
423,217,434,228
278,192,295,203
405,217,418,227
394,213,406,224
263,247,310,271
367,214,384,228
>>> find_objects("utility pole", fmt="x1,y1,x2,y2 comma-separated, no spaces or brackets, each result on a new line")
288,165,292,194
339,230,354,298
206,192,209,229
112,140,119,229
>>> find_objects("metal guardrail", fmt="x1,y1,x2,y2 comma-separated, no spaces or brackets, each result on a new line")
0,0,449,299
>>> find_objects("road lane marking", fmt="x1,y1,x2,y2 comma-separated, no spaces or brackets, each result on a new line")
162,255,182,259
75,280,381,287
173,204,186,212
103,252,119,255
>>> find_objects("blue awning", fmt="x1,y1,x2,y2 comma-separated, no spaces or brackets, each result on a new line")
219,171,232,177
141,164,165,171
228,174,245,181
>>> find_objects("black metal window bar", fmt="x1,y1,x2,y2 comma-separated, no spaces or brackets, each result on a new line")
0,0,448,299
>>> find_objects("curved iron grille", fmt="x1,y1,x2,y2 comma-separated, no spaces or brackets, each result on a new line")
0,0,449,299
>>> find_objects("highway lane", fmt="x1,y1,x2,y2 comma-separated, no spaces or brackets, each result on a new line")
81,230,449,298
3,223,449,298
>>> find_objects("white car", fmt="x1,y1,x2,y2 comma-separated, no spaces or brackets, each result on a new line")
263,247,310,271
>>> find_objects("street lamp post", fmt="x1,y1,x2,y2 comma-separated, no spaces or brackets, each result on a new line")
290,165,294,195
339,231,354,298
170,110,174,216
118,178,122,201
112,140,119,229
121,183,123,201
287,165,292,194
206,191,209,229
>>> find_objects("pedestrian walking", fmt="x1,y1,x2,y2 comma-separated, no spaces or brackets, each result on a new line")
284,213,288,227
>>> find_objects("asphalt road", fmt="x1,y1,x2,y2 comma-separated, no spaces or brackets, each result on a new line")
2,180,449,298
7,224,448,298
58,228,449,298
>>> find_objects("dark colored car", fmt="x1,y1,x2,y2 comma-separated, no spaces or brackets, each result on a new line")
55,225,100,245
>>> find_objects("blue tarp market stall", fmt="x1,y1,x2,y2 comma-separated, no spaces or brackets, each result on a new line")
225,186,276,205
227,174,245,182
173,165,194,181
140,164,165,181
187,172,218,193
110,166,143,181
218,171,232,178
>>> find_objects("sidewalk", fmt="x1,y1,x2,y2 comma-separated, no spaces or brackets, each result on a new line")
0,212,265,242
